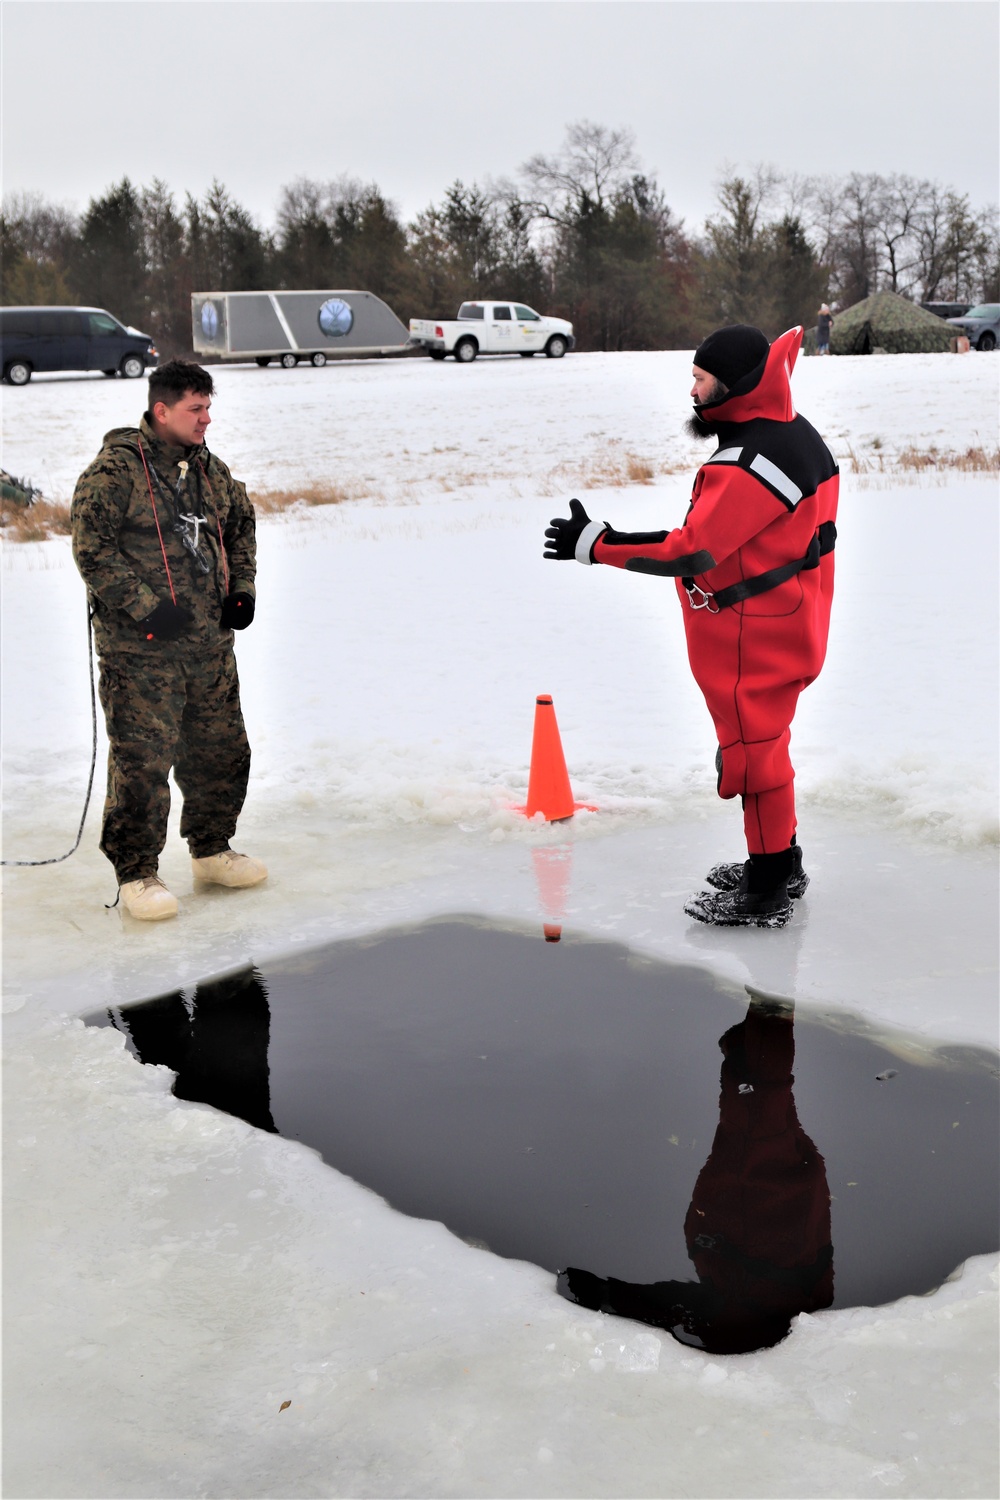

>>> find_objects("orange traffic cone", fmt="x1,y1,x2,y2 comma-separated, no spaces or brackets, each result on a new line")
532,844,573,942
516,695,596,822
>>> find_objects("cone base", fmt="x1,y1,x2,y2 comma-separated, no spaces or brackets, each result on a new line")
543,923,562,943
511,801,598,822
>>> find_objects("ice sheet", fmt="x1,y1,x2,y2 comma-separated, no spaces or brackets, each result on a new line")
3,350,998,1497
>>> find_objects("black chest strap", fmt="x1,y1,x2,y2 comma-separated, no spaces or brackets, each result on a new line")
683,521,836,611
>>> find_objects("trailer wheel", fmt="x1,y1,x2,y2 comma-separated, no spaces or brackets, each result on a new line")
255,357,271,367
311,352,327,367
454,338,478,363
5,360,31,386
120,354,145,378
429,350,447,361
280,353,298,369
519,351,536,358
103,369,117,378
545,335,567,359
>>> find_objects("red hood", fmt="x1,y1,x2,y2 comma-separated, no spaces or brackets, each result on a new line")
698,326,803,425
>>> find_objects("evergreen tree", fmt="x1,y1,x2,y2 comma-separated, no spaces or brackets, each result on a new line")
698,173,774,328
187,181,270,292
274,178,337,287
765,215,829,332
72,178,146,324
140,179,189,355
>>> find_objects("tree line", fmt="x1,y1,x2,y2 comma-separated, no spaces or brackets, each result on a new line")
3,121,997,358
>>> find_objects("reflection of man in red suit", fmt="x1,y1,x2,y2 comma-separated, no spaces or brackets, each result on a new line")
545,325,839,928
559,999,834,1355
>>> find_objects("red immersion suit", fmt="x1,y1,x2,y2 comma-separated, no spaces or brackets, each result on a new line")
594,327,839,853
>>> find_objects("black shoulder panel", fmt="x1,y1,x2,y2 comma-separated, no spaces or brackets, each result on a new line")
705,416,838,511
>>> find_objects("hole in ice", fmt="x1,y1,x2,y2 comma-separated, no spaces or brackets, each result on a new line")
86,916,999,1356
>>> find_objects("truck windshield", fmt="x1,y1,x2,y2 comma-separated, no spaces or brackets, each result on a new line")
458,304,485,320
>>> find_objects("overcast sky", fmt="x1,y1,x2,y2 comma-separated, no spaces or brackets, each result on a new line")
3,0,997,234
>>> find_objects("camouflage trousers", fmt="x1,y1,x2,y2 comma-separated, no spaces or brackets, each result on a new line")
97,647,251,882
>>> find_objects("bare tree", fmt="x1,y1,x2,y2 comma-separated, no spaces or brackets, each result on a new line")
873,174,925,295
520,120,640,224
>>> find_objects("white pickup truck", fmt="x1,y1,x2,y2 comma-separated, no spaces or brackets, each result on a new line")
409,301,575,362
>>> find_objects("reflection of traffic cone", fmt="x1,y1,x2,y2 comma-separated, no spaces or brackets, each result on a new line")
517,695,596,822
532,845,573,942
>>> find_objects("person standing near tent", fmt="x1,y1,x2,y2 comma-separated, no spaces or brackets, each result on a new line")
71,359,267,921
816,305,834,355
543,324,839,928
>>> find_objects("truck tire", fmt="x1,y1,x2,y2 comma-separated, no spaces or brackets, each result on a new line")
103,369,117,378
978,332,996,351
454,338,478,363
311,352,327,367
5,360,31,386
520,351,536,357
280,353,298,368
545,336,567,359
429,350,447,361
120,354,145,378
255,357,271,367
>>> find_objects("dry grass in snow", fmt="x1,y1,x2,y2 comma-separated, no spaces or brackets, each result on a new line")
0,497,72,542
842,443,999,475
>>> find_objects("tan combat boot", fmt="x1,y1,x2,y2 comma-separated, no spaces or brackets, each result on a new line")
191,849,268,888
120,875,179,921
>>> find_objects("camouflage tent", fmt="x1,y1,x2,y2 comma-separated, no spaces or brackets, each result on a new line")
829,291,954,355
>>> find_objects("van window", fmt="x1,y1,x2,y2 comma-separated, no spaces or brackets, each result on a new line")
458,303,485,320
40,311,84,336
493,306,512,320
515,306,541,321
0,311,41,335
87,312,122,335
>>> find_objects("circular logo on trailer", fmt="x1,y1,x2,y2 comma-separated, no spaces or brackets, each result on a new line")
318,298,353,337
200,301,220,339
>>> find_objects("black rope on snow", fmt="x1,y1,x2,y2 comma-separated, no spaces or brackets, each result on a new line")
1,604,99,867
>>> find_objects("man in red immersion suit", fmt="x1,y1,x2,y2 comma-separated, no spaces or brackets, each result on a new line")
544,324,839,927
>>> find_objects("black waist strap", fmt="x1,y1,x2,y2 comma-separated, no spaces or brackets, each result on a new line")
684,521,836,610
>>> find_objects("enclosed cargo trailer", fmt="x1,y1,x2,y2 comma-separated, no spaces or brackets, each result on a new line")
191,289,412,366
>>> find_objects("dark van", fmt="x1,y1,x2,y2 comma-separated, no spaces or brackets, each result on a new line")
0,307,158,385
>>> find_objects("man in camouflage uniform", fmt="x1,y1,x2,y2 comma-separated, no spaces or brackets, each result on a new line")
72,359,266,920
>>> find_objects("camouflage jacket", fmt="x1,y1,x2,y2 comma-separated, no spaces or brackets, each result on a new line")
71,416,256,656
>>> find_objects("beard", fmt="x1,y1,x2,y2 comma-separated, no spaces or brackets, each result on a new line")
686,410,717,440
686,376,729,439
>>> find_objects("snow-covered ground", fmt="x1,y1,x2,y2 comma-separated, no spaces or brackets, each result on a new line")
3,350,998,1497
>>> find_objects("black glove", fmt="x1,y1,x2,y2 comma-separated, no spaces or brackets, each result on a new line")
544,498,603,562
220,591,255,630
140,599,193,641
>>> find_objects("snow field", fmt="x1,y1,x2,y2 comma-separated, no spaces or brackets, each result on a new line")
3,349,998,1497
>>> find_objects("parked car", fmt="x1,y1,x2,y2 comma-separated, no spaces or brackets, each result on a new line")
0,307,158,385
409,302,575,362
920,302,971,321
946,303,999,351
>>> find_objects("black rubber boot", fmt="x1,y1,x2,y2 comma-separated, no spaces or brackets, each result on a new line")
706,843,809,899
685,848,796,929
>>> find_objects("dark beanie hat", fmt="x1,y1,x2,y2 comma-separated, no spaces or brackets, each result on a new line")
693,325,770,390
